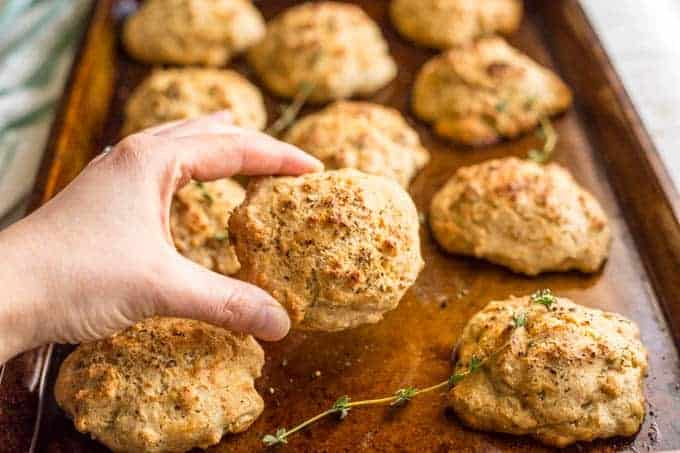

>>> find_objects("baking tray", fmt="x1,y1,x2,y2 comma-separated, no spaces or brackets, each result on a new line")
1,0,679,451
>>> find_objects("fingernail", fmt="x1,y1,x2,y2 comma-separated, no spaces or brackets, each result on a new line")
258,302,291,341
303,153,324,172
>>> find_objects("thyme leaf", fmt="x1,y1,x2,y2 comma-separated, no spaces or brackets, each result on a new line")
262,428,288,446
448,373,466,388
527,117,558,164
332,395,351,419
450,355,483,385
469,355,483,373
391,387,418,406
512,312,527,328
531,288,556,309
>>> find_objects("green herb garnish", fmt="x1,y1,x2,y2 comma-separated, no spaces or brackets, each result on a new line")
469,355,483,373
391,387,418,406
332,395,351,419
266,81,315,137
512,312,527,328
495,99,508,112
531,288,556,309
262,299,543,447
262,428,288,447
527,117,558,164
448,373,466,388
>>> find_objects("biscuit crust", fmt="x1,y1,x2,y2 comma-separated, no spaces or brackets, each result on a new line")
230,169,424,331
284,102,429,188
247,2,397,103
413,37,572,145
122,68,266,136
450,295,648,447
55,317,265,453
391,0,522,49
123,0,265,66
429,157,611,275
171,179,245,276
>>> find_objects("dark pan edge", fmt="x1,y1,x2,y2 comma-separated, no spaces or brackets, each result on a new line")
28,0,113,214
538,0,680,347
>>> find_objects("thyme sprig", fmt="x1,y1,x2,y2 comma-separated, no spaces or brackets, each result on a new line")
527,116,558,164
266,81,315,137
262,353,497,447
262,376,458,446
263,289,557,447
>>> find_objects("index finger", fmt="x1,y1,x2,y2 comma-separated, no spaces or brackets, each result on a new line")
157,130,324,182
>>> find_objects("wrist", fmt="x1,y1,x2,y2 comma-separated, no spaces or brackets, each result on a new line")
0,221,52,364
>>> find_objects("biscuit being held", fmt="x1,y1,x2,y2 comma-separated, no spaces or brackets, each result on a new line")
55,317,265,453
171,179,245,276
413,37,572,145
123,68,266,136
391,0,522,49
284,102,430,188
230,169,424,331
247,2,397,103
450,293,648,447
123,0,265,66
430,157,611,275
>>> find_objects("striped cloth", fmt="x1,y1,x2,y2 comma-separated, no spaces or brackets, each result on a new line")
0,0,91,227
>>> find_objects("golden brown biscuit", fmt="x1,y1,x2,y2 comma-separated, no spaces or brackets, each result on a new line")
170,179,245,276
430,157,611,276
247,2,397,103
413,37,572,145
55,317,265,453
122,68,266,136
230,169,424,331
450,293,648,447
123,0,265,66
390,0,522,49
284,101,429,188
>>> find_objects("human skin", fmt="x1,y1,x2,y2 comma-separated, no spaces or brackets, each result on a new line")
0,112,323,364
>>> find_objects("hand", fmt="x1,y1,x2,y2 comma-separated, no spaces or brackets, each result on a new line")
0,112,323,364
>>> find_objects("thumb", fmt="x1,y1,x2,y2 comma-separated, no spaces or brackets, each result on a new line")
155,255,291,341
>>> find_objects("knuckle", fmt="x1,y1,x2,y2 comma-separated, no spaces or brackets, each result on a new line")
220,284,264,331
111,134,156,166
